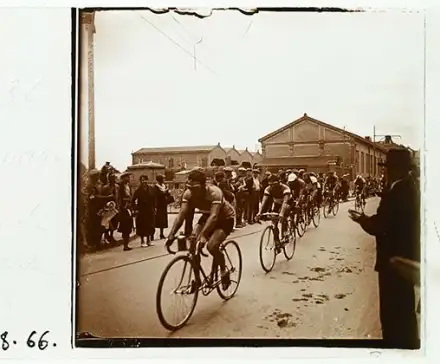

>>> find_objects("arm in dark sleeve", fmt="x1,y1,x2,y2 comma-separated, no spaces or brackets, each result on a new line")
358,189,393,236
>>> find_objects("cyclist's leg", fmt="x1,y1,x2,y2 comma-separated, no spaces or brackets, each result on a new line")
206,218,234,273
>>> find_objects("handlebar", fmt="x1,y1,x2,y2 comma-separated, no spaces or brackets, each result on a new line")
260,212,281,221
165,235,209,257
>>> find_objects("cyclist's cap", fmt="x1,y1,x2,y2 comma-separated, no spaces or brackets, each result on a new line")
286,169,292,174
269,174,279,183
187,169,207,186
309,172,316,177
292,169,299,174
287,173,297,182
298,169,305,173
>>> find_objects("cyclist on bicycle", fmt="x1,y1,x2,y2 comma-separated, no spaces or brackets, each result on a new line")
354,174,367,205
303,172,319,208
324,171,338,198
255,174,292,241
165,169,236,288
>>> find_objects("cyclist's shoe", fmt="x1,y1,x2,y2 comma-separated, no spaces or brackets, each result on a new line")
221,270,231,290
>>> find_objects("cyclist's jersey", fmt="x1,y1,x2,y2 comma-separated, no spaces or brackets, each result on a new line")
264,183,292,205
304,176,318,192
182,185,236,219
325,175,338,189
354,177,366,190
288,178,306,200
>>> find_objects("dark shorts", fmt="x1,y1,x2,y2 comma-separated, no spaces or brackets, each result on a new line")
198,214,235,238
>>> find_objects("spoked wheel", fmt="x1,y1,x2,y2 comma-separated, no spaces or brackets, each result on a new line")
216,240,242,300
259,226,277,273
312,205,321,227
283,217,296,260
323,198,331,218
156,255,199,331
332,199,340,216
296,210,306,237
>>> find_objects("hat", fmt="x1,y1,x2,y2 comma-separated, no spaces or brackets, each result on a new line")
246,168,252,172
379,149,413,170
120,171,132,179
215,170,225,178
238,167,246,172
288,173,297,182
223,166,233,172
252,168,260,173
269,174,279,183
187,169,207,186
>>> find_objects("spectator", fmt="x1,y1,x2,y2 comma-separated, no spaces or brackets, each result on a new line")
87,169,108,250
260,171,271,202
118,172,134,251
154,175,172,240
349,148,420,349
245,168,254,224
133,175,156,247
251,168,261,223
234,167,247,228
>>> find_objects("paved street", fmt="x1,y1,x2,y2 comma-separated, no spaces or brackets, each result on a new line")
77,198,382,339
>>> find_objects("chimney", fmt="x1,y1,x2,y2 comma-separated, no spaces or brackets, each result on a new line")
365,136,371,142
385,135,392,144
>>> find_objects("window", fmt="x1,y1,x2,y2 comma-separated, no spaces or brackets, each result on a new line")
169,158,174,169
361,152,364,174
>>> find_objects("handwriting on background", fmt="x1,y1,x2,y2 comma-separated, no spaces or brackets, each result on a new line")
0,78,43,106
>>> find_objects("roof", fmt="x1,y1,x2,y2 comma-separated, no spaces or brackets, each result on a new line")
133,145,219,155
237,149,253,155
251,151,262,156
127,161,165,169
258,113,388,153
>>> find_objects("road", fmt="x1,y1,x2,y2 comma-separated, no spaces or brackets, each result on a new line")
77,198,382,339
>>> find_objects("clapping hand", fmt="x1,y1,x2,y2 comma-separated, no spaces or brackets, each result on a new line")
348,209,363,223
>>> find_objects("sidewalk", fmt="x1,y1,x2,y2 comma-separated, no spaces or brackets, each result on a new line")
82,196,358,255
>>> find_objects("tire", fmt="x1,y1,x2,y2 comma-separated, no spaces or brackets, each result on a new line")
156,255,199,331
216,240,242,300
259,226,277,273
323,197,331,218
332,199,339,216
312,205,321,228
283,217,296,260
296,210,306,237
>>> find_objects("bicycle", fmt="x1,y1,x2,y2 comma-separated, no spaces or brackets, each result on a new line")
156,234,242,331
354,190,366,213
323,189,339,218
258,212,296,273
305,194,320,228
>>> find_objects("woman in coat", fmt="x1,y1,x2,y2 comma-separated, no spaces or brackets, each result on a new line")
153,175,172,240
132,175,155,247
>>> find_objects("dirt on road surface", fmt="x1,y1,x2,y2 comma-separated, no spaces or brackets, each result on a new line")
77,198,382,339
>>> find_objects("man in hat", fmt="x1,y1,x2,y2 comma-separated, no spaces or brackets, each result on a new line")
349,148,420,349
234,167,247,228
249,168,261,223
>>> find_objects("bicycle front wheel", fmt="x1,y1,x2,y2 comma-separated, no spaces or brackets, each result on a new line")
259,226,277,273
283,217,296,260
156,255,199,331
332,199,340,216
323,198,331,218
217,240,243,300
296,210,306,237
312,205,321,227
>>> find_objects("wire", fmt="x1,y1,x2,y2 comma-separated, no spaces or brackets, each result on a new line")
139,15,218,76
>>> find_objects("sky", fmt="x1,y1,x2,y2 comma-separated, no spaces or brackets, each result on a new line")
86,9,425,171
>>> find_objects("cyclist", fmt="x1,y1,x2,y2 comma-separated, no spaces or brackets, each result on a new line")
165,169,236,289
324,171,338,199
303,172,320,212
255,174,292,241
354,174,367,205
287,172,305,201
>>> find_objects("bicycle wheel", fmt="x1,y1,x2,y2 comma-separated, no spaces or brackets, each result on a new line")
283,217,296,260
323,198,331,218
259,226,277,273
296,210,306,237
332,199,339,216
156,255,199,331
312,205,321,227
217,240,243,300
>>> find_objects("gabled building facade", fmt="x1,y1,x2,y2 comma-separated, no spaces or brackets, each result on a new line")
258,113,388,178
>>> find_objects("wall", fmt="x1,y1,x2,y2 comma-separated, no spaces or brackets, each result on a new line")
133,151,210,170
355,142,386,177
226,148,240,164
208,146,227,165
237,150,254,165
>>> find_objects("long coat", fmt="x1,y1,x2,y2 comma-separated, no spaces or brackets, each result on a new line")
133,185,155,237
154,184,171,229
117,181,133,235
358,174,420,348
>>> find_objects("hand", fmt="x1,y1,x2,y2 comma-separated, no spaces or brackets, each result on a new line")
165,236,174,247
255,213,261,222
199,236,208,245
348,209,362,222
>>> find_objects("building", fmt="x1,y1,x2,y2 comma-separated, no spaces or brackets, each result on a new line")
224,146,241,166
237,148,255,168
258,113,388,178
251,151,263,166
131,144,228,170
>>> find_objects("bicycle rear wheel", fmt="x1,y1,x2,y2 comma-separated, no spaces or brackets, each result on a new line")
283,217,296,260
217,240,243,300
259,226,277,273
156,255,199,331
